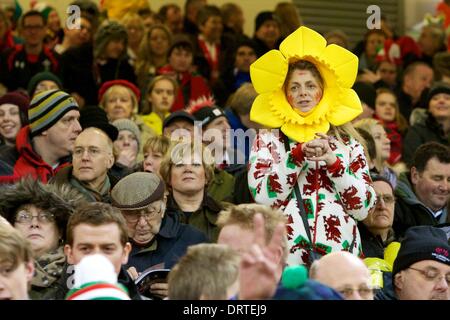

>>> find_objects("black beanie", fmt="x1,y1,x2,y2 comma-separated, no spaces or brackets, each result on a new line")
425,81,450,108
254,11,279,34
79,105,118,141
392,226,450,277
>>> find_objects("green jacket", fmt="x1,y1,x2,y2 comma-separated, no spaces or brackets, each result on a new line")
166,193,229,243
30,247,66,300
208,168,235,203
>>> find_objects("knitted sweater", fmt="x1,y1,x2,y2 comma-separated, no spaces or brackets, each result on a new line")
248,131,376,265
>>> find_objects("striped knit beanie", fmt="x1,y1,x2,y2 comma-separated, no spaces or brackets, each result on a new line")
28,90,79,137
65,254,130,300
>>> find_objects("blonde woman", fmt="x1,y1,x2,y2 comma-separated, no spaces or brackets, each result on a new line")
120,13,145,66
354,118,398,187
135,24,172,97
159,141,228,242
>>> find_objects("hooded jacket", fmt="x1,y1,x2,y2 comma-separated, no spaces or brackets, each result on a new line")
166,193,225,243
0,126,71,184
125,209,208,272
393,172,448,238
403,111,449,162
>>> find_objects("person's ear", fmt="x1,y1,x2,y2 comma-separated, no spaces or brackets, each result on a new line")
64,244,75,265
25,260,35,283
394,272,404,290
106,152,114,169
410,166,419,185
273,246,284,266
122,242,132,265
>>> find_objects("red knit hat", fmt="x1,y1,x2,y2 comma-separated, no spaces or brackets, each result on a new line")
0,91,30,115
98,80,141,103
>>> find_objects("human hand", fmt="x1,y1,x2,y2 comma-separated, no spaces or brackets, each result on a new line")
359,69,381,83
150,282,168,299
127,266,139,280
116,148,137,167
238,213,285,300
302,133,337,165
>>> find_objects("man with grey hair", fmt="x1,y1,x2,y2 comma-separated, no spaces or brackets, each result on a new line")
110,172,208,299
309,251,374,300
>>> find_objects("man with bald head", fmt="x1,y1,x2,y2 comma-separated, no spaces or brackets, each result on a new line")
52,127,116,203
309,252,374,300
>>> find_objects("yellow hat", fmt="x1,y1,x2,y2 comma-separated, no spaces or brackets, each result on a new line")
249,26,362,142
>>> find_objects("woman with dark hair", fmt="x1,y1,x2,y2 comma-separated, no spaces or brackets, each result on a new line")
0,91,29,147
0,178,84,299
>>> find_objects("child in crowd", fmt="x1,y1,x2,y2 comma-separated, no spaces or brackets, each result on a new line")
141,75,177,135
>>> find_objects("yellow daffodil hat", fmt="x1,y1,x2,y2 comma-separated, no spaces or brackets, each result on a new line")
250,26,362,142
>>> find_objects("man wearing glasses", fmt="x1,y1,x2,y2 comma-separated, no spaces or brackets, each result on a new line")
52,126,117,203
110,172,208,299
392,225,450,300
0,10,60,91
309,251,374,300
359,175,397,259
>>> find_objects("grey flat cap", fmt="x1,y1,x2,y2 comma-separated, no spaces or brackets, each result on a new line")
111,172,165,210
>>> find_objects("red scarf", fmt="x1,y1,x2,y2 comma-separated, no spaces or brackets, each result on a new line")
374,115,402,165
197,37,220,82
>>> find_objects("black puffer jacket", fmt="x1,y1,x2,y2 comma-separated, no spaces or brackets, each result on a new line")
402,111,449,163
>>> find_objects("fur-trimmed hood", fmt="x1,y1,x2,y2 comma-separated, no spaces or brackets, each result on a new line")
0,178,86,240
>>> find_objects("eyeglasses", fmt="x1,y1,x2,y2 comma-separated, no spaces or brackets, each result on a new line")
23,25,44,31
408,267,450,285
15,211,55,224
337,286,374,299
374,194,395,206
73,147,109,158
123,204,163,224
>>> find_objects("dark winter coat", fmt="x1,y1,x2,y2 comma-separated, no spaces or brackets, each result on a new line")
393,172,448,238
125,209,208,272
394,87,428,122
359,223,395,259
60,43,136,105
402,112,449,163
0,44,60,91
166,193,226,243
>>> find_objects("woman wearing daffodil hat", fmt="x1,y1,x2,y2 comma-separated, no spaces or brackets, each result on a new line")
248,26,377,267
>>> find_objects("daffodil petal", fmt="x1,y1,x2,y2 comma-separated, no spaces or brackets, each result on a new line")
322,44,359,88
250,93,284,128
271,89,304,124
250,50,287,94
280,26,327,61
327,88,362,125
282,120,330,143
